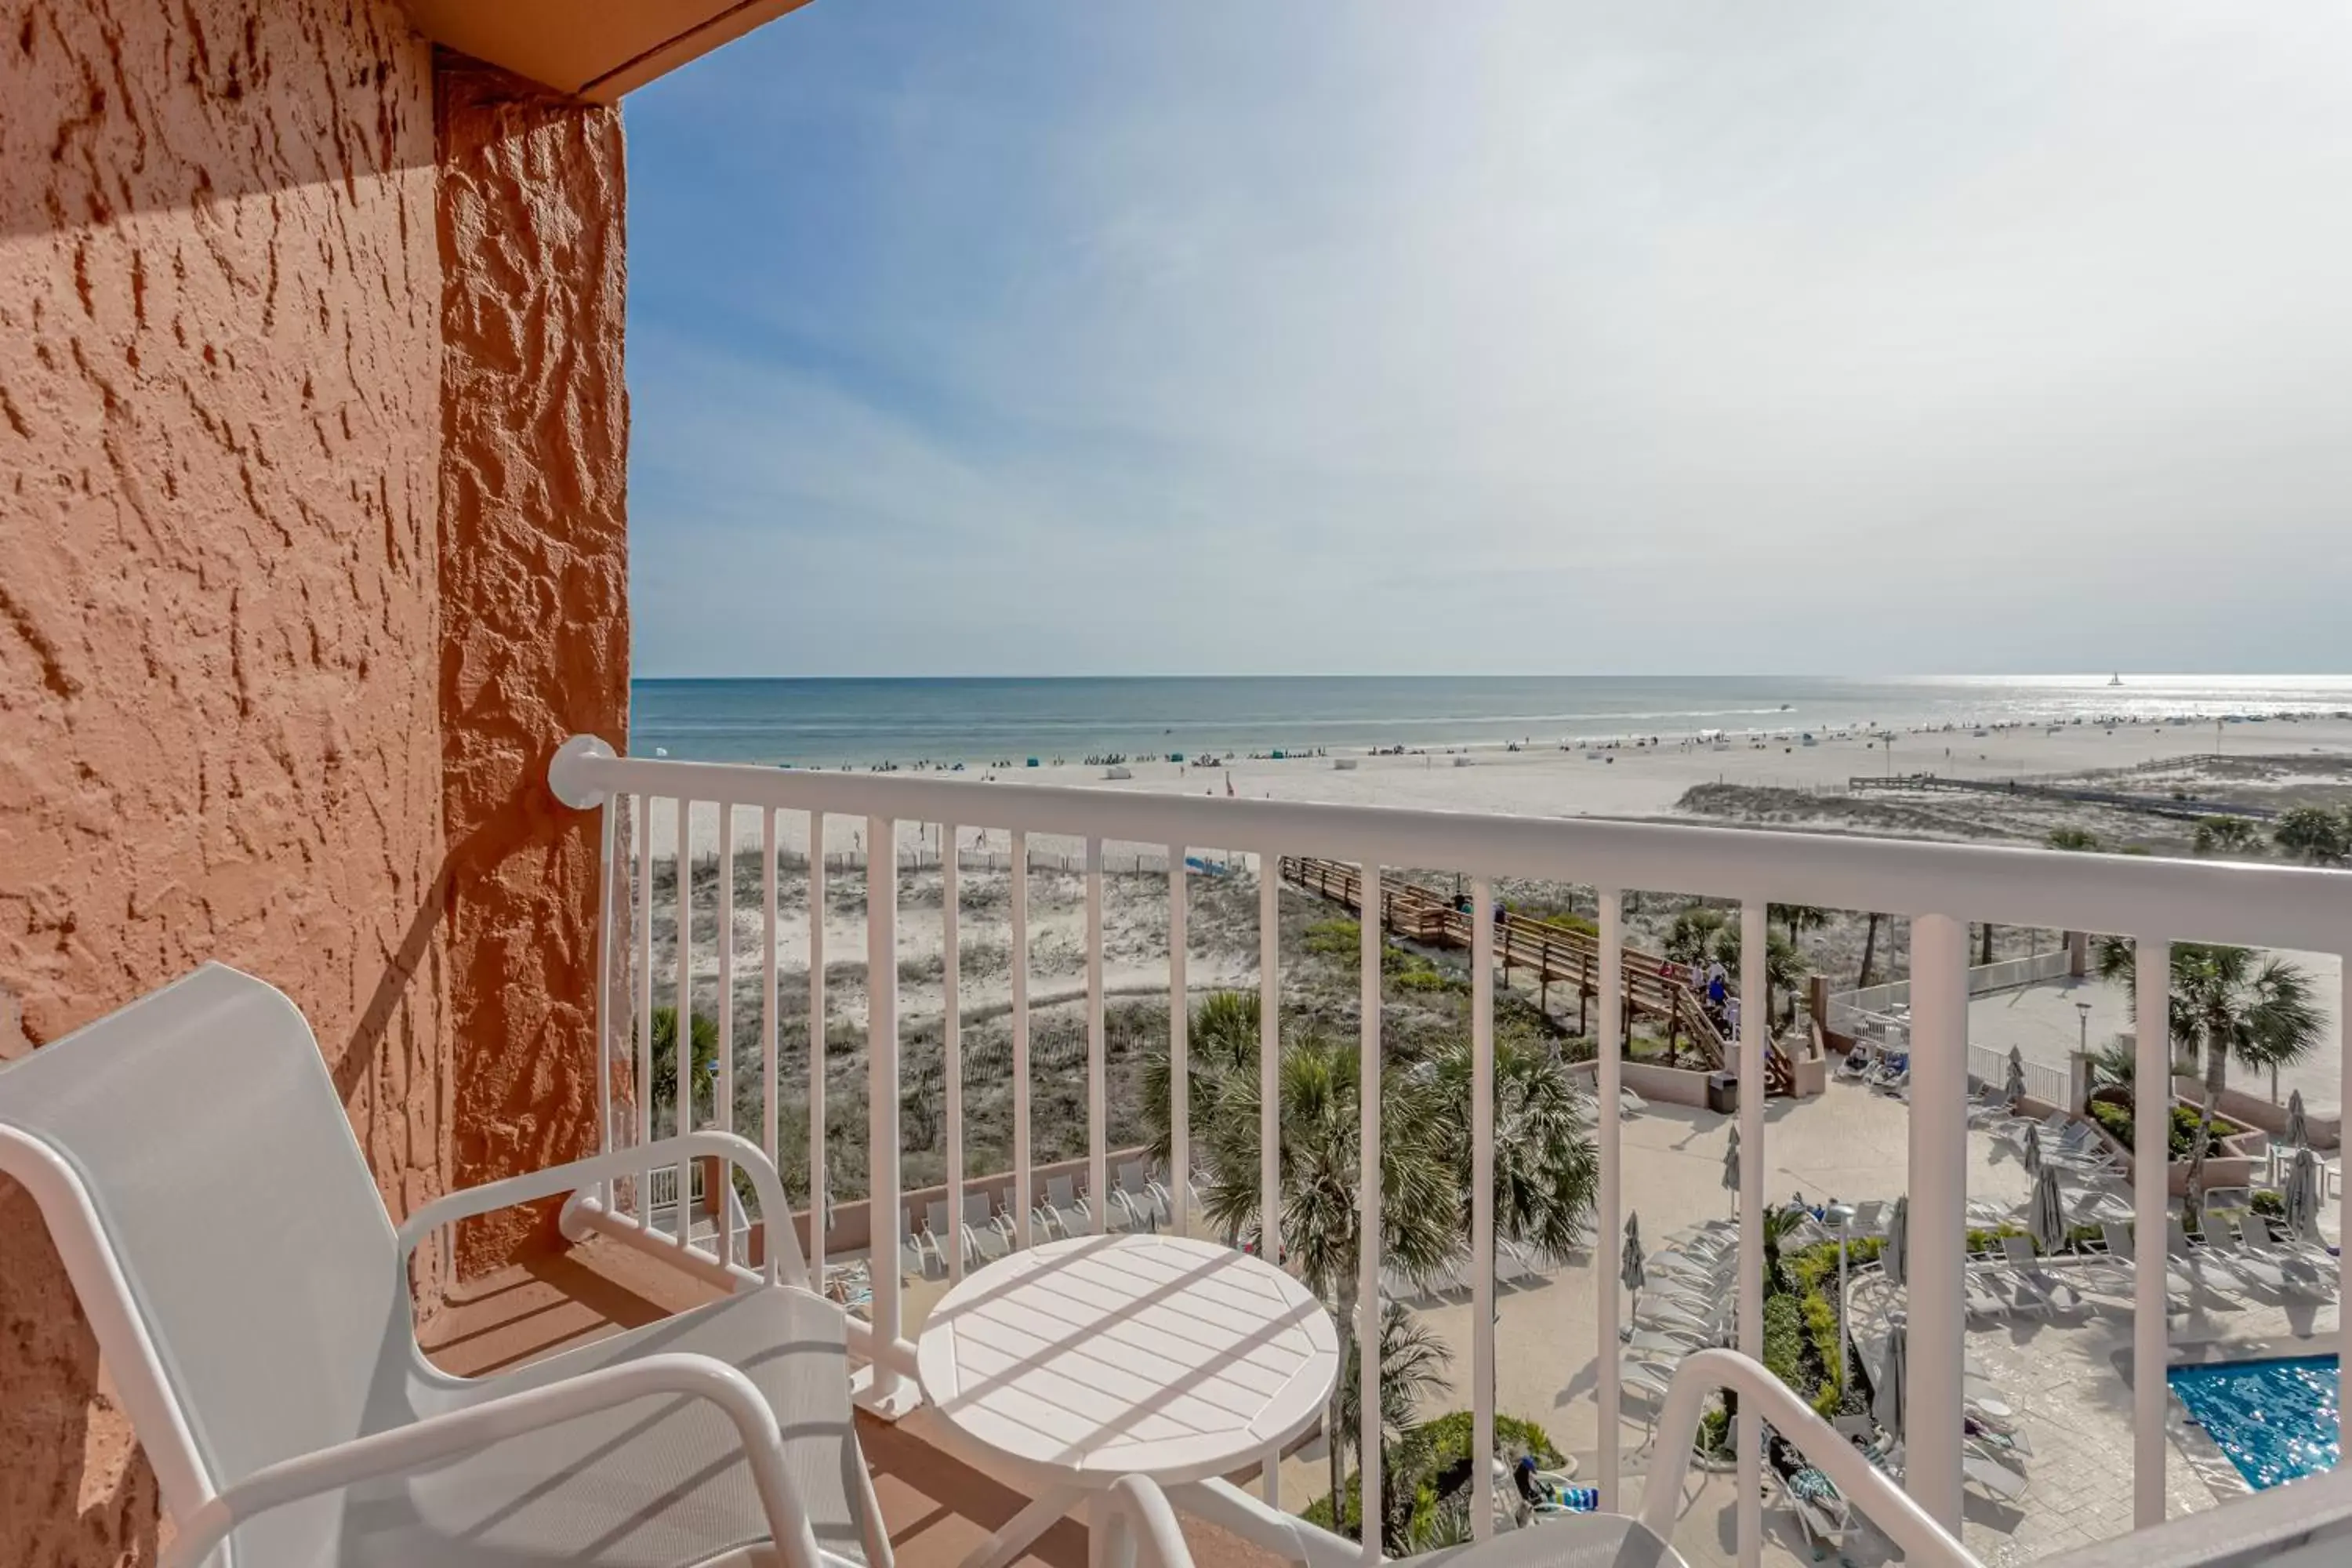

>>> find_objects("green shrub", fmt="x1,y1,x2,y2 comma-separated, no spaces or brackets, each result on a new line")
2088,1098,2222,1161
1697,1406,1732,1457
1761,1294,1806,1388
2252,1189,2286,1218
1392,964,1463,995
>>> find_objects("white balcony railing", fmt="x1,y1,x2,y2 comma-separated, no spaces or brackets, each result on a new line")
548,735,2350,1567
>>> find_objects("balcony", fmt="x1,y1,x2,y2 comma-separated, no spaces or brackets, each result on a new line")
500,735,2347,1568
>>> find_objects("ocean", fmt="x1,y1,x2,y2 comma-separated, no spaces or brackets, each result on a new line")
627,675,2352,769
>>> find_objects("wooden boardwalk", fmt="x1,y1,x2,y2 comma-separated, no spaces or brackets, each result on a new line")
1279,856,1792,1091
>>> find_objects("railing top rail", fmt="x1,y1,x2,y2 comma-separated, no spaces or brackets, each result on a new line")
550,738,2352,952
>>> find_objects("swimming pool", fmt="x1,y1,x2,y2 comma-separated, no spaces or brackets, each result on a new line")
2169,1356,2339,1490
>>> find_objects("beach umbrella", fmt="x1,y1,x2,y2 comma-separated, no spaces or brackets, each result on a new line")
2022,1121,2043,1179
2285,1146,2323,1243
1723,1127,1742,1209
2005,1045,2027,1106
1884,1196,1909,1290
2030,1166,2067,1255
1872,1322,1908,1442
1621,1214,1646,1318
2287,1090,2310,1149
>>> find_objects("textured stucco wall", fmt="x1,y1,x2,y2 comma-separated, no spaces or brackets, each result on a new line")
436,53,629,1276
0,5,631,1562
0,2,445,1561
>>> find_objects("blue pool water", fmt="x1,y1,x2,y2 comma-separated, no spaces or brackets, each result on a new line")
2169,1356,2340,1490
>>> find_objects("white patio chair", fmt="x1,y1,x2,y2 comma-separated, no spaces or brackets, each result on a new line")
0,964,887,1568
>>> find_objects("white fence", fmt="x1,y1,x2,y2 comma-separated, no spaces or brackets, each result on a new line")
549,734,2350,1567
1967,1044,2071,1109
1827,949,2075,1042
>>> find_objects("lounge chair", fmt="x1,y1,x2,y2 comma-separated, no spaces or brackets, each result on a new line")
2227,1215,2334,1291
0,964,887,1568
1113,1160,1167,1230
2100,1222,2193,1300
1836,1044,1878,1082
963,1192,1014,1262
1996,1236,2088,1315
1045,1173,1092,1237
1962,1445,2031,1503
2188,1218,2297,1294
1768,1442,1853,1562
1619,1084,1650,1119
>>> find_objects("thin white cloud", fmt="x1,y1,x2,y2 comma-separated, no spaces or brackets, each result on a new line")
626,2,2352,676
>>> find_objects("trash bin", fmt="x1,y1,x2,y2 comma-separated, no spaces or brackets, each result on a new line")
1707,1072,1739,1115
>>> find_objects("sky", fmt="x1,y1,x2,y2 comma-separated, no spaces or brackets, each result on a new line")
624,2,2352,678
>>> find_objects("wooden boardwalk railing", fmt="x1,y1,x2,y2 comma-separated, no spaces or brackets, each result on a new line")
1278,855,1794,1091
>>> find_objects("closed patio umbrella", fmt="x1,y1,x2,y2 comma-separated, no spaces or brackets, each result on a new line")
2030,1166,2066,1255
1873,1321,1907,1442
2022,1121,2043,1179
2005,1045,2027,1105
1723,1126,1742,1210
1621,1214,1646,1319
2287,1089,2309,1149
1884,1195,1908,1290
2286,1146,2323,1243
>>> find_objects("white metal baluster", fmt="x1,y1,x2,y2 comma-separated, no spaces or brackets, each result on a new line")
1471,878,1496,1542
594,795,615,1210
1357,862,1382,1566
1737,899,1767,1567
674,797,693,1245
762,808,779,1266
1595,887,1624,1512
1013,829,1033,1248
1169,841,1189,1235
864,815,915,1412
637,794,653,1221
1260,853,1281,1508
810,810,828,1282
1088,837,1108,1235
946,822,964,1283
2132,935,2171,1528
716,804,735,1268
1907,913,1968,1537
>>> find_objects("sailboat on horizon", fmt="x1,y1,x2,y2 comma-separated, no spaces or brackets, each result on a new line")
2109,672,2124,687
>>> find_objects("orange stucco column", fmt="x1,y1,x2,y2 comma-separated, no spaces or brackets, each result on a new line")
434,50,631,1276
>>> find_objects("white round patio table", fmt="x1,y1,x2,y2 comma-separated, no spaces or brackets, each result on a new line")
916,1232,1339,1568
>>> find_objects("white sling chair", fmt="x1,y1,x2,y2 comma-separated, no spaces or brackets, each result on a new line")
0,964,887,1568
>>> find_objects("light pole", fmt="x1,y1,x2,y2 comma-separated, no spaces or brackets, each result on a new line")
2077,1000,2092,1055
1825,1199,1857,1395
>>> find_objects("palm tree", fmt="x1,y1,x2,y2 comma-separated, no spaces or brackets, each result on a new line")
1163,1013,1460,1512
1776,903,1831,946
2273,805,2350,866
2094,939,2325,1102
1154,994,1598,1513
1665,906,1729,967
1711,923,1806,1029
2192,816,2263,857
1425,1030,1602,1264
1333,1301,1453,1534
1855,912,1883,989
649,1005,720,1129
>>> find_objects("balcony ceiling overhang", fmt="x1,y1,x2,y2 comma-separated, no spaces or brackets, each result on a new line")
401,0,816,101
